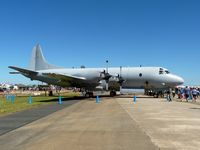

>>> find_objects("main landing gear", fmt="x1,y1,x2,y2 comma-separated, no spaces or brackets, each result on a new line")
83,91,117,98
85,92,94,98
110,90,116,97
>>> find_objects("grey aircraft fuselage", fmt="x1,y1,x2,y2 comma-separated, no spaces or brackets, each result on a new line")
9,44,184,91
30,67,184,90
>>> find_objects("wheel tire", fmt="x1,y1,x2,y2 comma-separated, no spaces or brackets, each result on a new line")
89,92,93,98
85,93,90,98
85,92,93,98
110,91,116,97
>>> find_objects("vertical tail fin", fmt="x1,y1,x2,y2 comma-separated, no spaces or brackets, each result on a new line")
29,44,61,71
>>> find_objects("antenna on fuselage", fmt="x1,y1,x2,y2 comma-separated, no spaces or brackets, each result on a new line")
106,60,109,73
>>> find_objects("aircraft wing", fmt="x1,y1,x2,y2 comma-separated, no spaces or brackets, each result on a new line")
9,66,88,87
42,73,86,85
9,66,38,75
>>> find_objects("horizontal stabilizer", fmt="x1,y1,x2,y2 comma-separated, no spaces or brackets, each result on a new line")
9,72,20,74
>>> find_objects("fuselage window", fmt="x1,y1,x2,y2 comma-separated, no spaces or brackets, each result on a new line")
159,70,164,74
159,68,170,75
139,73,142,77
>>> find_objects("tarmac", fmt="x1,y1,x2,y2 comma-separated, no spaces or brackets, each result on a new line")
0,96,200,150
0,100,80,136
116,97,200,150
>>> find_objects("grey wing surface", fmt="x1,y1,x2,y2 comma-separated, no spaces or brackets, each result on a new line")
42,73,87,87
9,66,38,75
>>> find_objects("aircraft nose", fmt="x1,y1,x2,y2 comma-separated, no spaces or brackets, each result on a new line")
175,76,184,85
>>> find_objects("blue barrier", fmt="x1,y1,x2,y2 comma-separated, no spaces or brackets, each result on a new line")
58,96,62,104
11,95,15,104
6,95,10,102
96,95,100,103
5,95,15,103
133,95,136,103
28,96,32,104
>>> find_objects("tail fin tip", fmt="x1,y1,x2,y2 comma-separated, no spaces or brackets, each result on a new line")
29,44,61,71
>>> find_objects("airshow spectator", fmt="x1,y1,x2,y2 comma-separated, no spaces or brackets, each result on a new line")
180,88,185,99
192,88,198,100
197,88,200,97
185,86,190,101
172,89,176,98
189,87,193,100
177,88,181,99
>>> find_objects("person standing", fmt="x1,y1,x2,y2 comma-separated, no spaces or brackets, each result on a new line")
167,90,172,102
172,89,176,98
192,88,198,101
185,86,190,102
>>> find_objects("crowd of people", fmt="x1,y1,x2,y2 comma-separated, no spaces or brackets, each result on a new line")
146,87,200,102
175,86,200,101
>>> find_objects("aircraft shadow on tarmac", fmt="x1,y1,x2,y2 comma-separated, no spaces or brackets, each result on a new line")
38,95,119,103
190,107,200,110
39,96,87,103
39,95,155,103
115,95,155,99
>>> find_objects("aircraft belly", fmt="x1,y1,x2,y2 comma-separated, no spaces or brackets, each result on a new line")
122,78,164,89
123,78,146,88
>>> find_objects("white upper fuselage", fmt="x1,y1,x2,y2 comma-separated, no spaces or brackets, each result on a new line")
34,66,184,89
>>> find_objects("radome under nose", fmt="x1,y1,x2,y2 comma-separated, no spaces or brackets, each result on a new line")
175,76,184,85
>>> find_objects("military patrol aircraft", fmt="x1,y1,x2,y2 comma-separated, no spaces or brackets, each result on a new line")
9,44,184,97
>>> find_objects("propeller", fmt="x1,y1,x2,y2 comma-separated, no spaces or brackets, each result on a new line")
100,60,112,91
117,66,125,91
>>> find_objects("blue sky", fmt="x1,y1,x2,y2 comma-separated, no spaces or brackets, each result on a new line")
0,0,199,85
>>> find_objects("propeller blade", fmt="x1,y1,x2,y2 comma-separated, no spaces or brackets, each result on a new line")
99,60,112,91
106,82,109,91
120,85,122,92
118,66,125,86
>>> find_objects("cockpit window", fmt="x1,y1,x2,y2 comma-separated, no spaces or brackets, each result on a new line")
159,68,164,74
159,68,170,75
165,70,170,74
